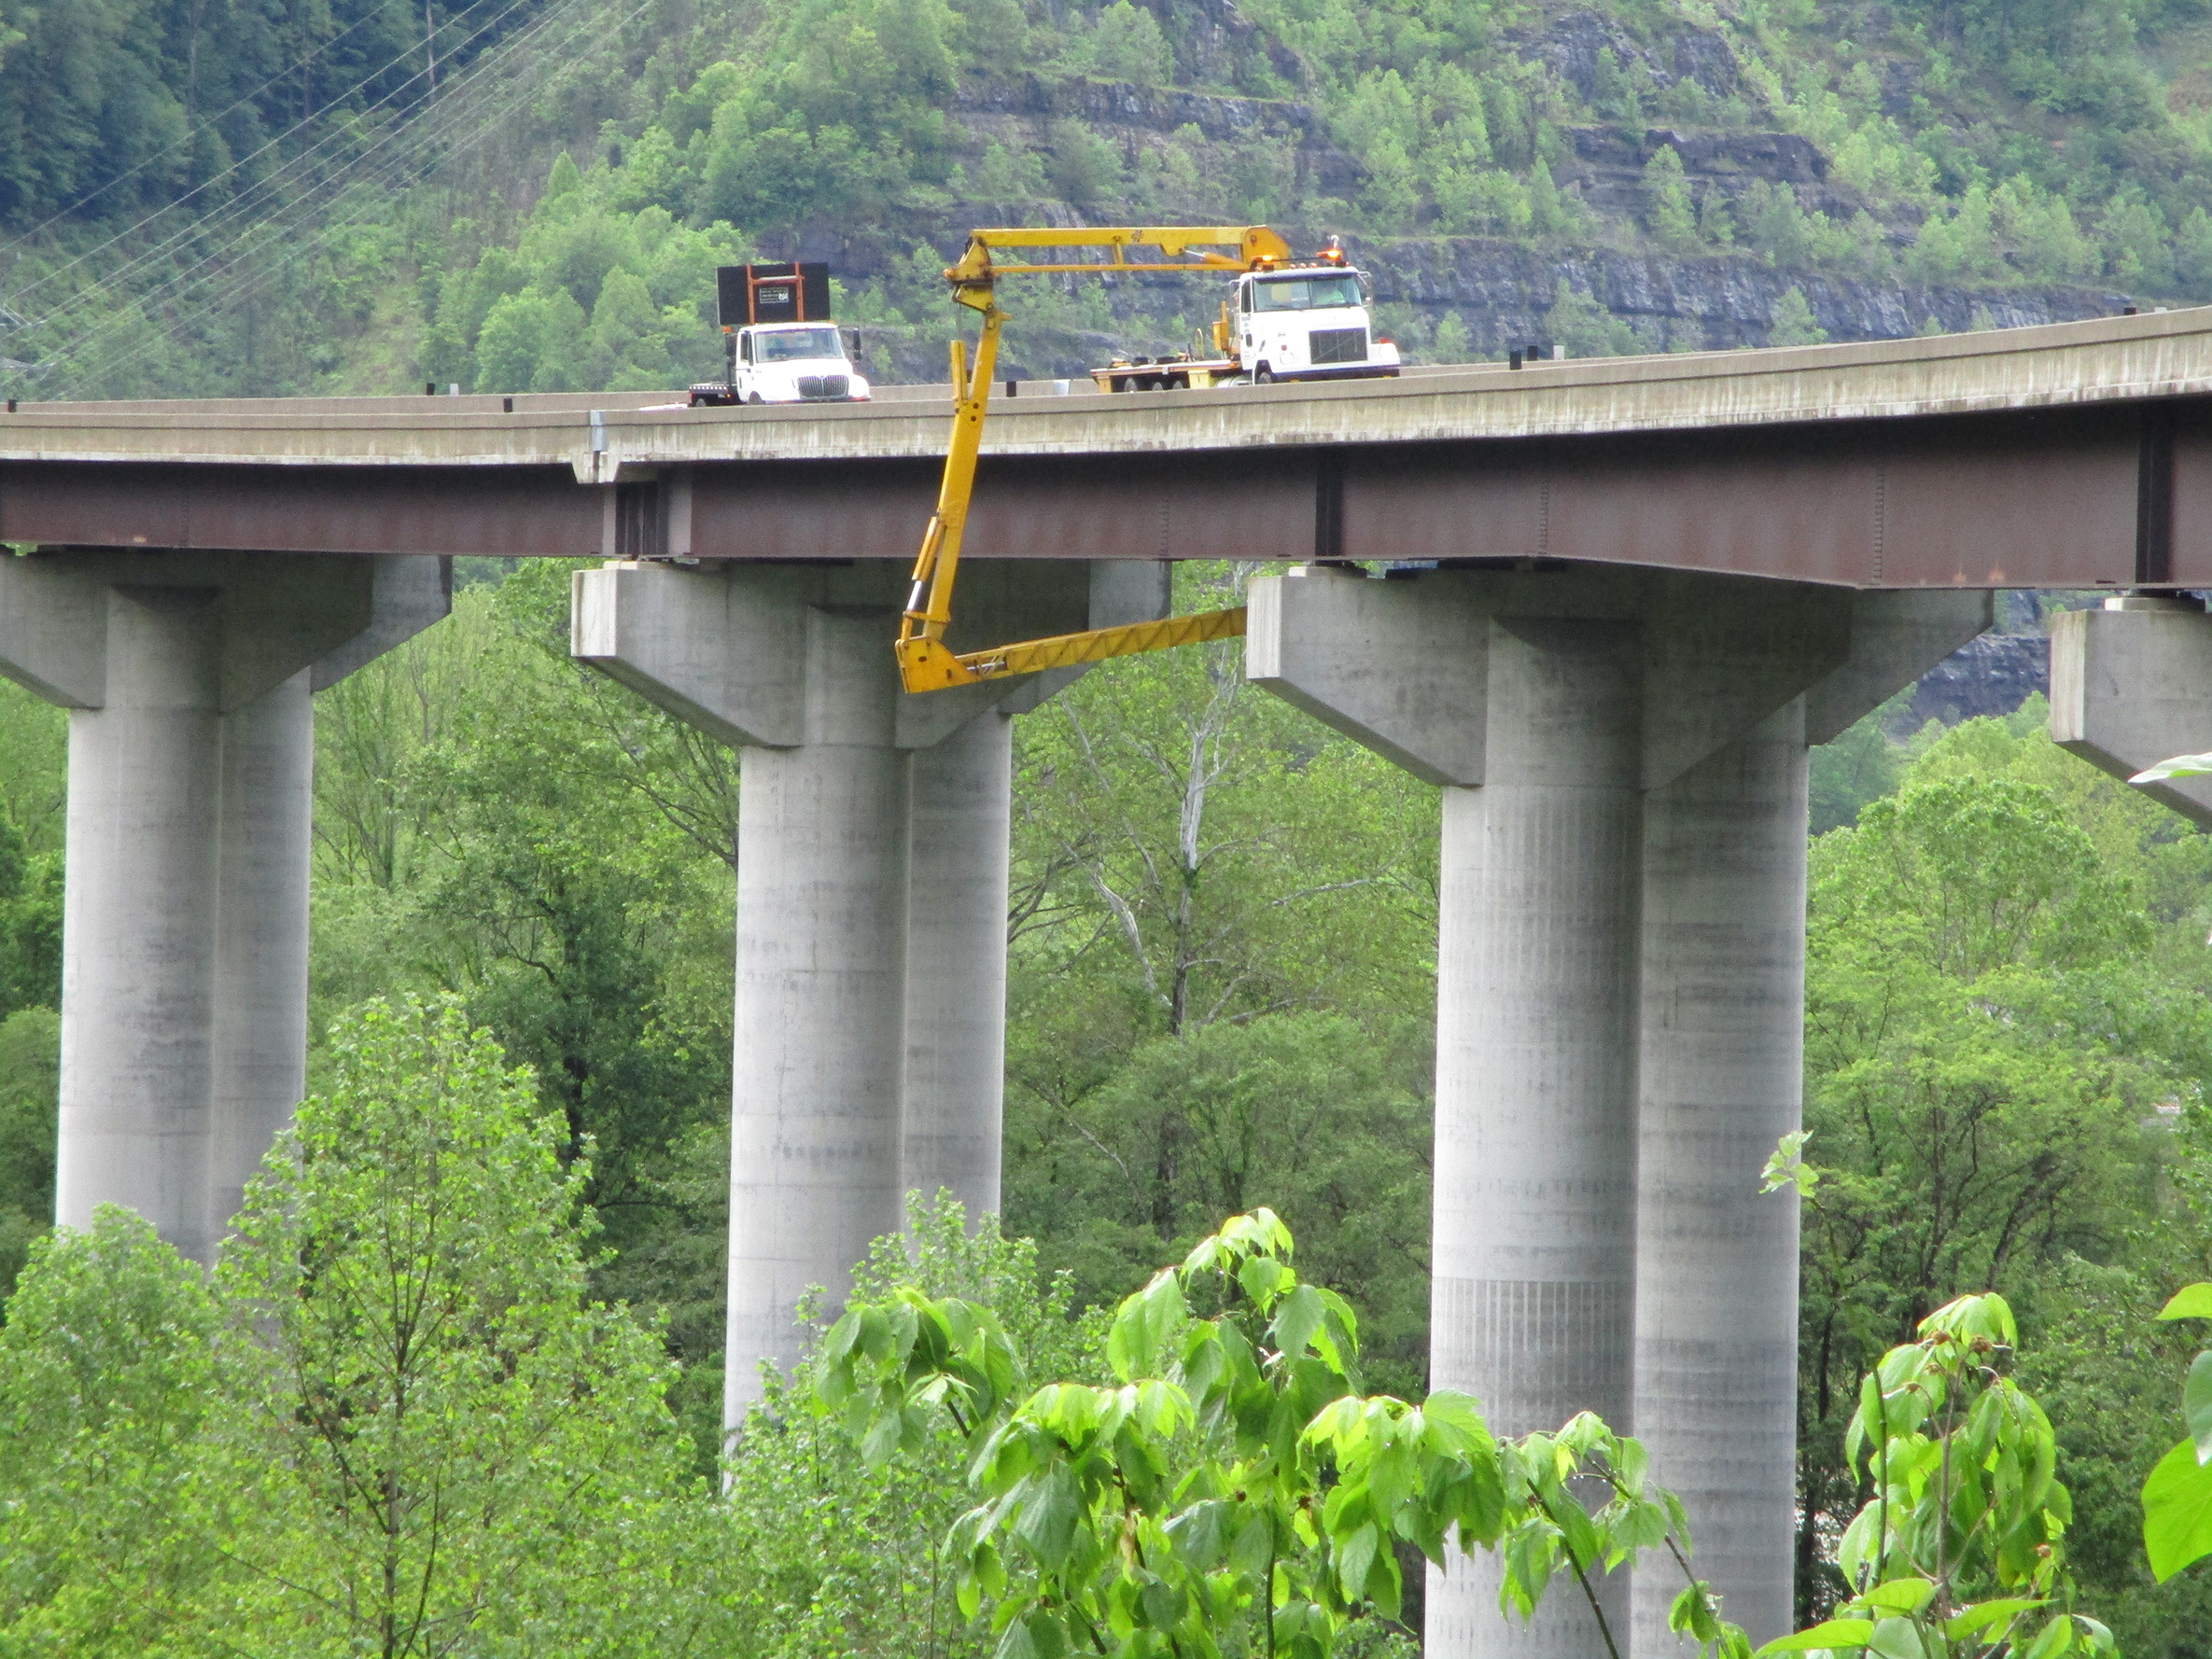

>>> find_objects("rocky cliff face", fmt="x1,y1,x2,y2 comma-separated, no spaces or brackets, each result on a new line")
1362,236,2129,353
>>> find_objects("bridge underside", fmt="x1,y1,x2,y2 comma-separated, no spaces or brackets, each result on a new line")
7,399,2211,587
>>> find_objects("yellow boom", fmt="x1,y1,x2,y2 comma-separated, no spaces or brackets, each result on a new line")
895,227,1293,694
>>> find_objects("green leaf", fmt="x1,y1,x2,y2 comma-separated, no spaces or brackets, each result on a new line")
1760,1130,1818,1197
2020,1615,2076,1659
1337,1520,1380,1598
1270,1282,1326,1361
1943,1598,2048,1638
1012,1463,1083,1568
2187,1350,2212,1465
2158,1284,2212,1321
1868,1617,1925,1659
1755,1617,1874,1654
2131,752,2212,783
1857,1578,1936,1615
2143,1436,2212,1581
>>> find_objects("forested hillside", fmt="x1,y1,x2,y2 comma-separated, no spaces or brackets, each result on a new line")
2,0,2208,393
10,3,2212,1652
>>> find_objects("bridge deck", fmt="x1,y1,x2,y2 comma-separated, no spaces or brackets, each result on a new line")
2,307,2207,589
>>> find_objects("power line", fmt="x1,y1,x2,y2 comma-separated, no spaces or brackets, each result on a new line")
8,0,555,324
45,0,661,396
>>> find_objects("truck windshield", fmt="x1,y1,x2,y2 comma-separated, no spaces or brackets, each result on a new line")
755,327,844,362
1249,274,1361,312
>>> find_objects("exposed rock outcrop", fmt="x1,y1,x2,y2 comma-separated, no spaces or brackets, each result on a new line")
1361,237,2130,351
1908,634,2051,728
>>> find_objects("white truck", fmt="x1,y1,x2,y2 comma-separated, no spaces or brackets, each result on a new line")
690,261,872,406
711,321,871,405
1092,242,1401,391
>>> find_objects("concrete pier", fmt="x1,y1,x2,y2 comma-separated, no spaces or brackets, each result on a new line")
1631,704,1808,1652
571,557,1149,1429
208,669,316,1255
903,708,1015,1219
1252,566,1987,1657
729,607,913,1422
60,586,228,1262
1433,615,1644,1654
2050,596,2212,826
0,552,449,1262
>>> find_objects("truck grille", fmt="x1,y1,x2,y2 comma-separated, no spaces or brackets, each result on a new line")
1309,328,1367,365
797,374,850,399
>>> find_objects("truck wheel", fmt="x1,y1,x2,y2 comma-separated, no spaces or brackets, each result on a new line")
747,392,764,405
1253,364,1274,383
1112,376,1131,393
1168,374,1188,390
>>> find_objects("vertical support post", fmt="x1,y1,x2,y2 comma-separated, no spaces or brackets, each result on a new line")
55,587,225,1262
1631,702,1808,1653
208,668,315,1248
725,610,911,1431
1428,617,1643,1658
903,708,1013,1220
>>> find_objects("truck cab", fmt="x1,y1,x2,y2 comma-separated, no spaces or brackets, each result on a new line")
727,323,870,404
691,262,872,407
1233,253,1399,383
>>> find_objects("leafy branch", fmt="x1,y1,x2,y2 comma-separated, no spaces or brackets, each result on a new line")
816,1208,1746,1659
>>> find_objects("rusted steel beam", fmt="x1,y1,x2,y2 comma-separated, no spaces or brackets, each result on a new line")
3,399,2207,589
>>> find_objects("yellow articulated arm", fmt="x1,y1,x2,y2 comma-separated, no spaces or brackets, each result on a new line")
896,227,1286,694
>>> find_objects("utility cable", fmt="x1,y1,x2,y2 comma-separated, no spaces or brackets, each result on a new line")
16,0,595,388
45,0,659,395
9,0,558,324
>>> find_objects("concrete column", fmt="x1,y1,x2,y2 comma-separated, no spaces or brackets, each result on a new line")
727,609,911,1421
56,587,226,1261
1249,567,1990,1659
1430,616,1643,1658
1631,702,1807,1654
0,551,451,1263
903,708,1014,1219
208,669,316,1246
570,557,1129,1433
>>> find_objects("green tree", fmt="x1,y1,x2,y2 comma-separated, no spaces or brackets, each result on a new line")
0,1005,59,1300
0,1206,229,1653
1543,279,1642,356
1793,759,2208,1618
1645,144,1698,248
1768,286,1828,346
1009,1012,1434,1394
718,1193,1108,1655
1047,117,1122,207
217,994,700,1653
1090,0,1171,83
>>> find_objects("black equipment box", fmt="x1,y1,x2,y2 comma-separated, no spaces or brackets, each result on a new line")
717,262,832,328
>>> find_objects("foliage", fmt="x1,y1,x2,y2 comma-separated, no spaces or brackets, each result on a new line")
715,1193,1108,1657
1791,710,2212,1624
1757,1290,2111,1659
2142,1280,2212,1584
0,1005,57,1300
0,1206,228,1653
0,996,714,1654
819,1208,1748,1659
1768,286,1828,346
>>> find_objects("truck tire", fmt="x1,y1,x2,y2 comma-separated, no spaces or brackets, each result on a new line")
747,392,764,405
1253,364,1274,383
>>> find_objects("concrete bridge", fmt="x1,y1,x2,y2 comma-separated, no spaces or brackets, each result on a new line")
7,309,2212,1656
